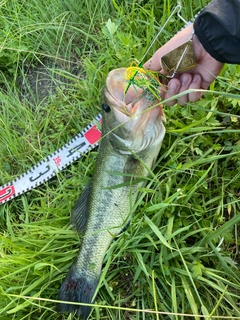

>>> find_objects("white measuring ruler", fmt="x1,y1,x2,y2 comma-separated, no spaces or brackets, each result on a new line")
0,113,102,205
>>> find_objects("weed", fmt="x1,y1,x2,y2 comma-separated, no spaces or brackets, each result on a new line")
0,0,239,319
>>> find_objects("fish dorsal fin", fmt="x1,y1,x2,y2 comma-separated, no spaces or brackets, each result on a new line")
71,183,91,233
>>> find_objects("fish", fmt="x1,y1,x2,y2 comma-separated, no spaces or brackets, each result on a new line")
57,67,166,319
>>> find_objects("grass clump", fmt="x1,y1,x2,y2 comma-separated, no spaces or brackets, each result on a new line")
0,0,239,319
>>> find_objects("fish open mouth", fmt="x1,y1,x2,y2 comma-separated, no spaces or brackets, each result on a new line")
103,67,166,154
105,68,165,120
105,67,164,120
105,68,143,110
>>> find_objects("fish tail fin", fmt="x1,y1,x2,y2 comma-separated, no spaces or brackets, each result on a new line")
57,264,98,320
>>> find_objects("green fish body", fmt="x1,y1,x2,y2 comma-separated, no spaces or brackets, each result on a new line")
57,68,166,319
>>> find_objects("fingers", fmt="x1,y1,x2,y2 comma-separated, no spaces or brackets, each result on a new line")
162,74,203,106
178,74,193,105
144,54,163,71
163,79,180,106
188,75,204,102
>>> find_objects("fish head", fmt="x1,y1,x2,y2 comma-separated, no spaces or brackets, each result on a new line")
102,67,166,154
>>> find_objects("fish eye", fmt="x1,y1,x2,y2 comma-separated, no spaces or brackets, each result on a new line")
102,103,111,113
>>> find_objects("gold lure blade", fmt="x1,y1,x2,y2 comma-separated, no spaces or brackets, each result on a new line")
161,39,196,76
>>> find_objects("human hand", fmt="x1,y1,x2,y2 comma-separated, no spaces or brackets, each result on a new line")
144,24,224,105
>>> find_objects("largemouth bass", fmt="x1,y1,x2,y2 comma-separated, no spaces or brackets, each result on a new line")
57,67,166,319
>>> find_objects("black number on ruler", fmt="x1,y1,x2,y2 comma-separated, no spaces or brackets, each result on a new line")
29,165,51,182
67,142,86,157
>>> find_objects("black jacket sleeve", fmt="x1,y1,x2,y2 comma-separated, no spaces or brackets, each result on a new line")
194,0,240,64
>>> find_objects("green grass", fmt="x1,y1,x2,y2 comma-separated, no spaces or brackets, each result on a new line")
0,0,240,319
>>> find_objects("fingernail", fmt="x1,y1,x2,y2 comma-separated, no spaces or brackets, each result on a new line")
181,74,190,86
169,81,179,92
193,75,200,83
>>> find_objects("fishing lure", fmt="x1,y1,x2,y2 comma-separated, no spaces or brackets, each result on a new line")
125,63,163,101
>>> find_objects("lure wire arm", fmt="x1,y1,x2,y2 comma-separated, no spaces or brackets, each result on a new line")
124,3,182,95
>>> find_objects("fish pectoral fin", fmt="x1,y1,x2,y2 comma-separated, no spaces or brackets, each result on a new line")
71,183,91,233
